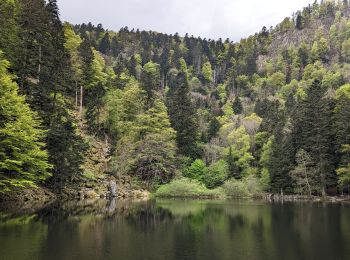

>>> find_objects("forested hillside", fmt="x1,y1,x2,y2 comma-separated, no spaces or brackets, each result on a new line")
1,0,350,198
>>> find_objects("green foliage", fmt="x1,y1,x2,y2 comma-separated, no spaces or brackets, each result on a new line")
232,96,243,114
236,75,250,95
0,0,19,63
201,61,213,82
155,178,224,198
0,53,51,191
341,38,350,62
226,146,240,179
108,83,177,185
105,80,145,138
3,0,350,196
203,160,229,189
266,72,286,90
334,85,350,187
141,61,160,105
168,72,199,158
227,126,254,171
288,80,337,195
64,23,83,83
208,117,221,140
222,179,251,198
183,159,206,181
290,149,318,195
336,145,350,187
311,38,329,62
222,175,263,198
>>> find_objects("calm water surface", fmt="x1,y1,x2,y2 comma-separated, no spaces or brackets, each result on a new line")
0,199,350,260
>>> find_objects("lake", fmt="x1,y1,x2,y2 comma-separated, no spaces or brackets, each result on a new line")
0,199,350,260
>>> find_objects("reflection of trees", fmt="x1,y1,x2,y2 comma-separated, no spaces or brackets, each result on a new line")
1,200,350,260
36,199,153,223
125,200,174,232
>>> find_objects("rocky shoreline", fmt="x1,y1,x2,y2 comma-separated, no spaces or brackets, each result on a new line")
0,175,150,214
260,193,350,203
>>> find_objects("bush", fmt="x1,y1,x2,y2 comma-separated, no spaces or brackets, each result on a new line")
244,175,263,195
203,160,229,189
222,179,251,198
183,159,206,181
222,175,264,198
155,178,224,198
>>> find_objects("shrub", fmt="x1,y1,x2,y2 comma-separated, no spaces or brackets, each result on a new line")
222,175,264,198
183,159,206,181
222,179,251,198
203,160,229,189
155,178,224,198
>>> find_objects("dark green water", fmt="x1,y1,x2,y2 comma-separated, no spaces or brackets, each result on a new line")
0,199,350,260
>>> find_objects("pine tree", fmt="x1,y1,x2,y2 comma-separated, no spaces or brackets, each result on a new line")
168,72,199,158
0,0,20,64
232,96,243,114
293,80,337,195
226,146,240,179
334,84,350,187
99,32,111,54
14,0,87,184
296,13,303,30
268,128,295,194
141,61,160,106
208,117,221,140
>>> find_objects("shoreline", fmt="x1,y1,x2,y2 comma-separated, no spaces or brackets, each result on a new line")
2,188,350,215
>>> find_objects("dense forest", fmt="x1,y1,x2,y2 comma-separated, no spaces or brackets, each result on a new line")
1,0,350,198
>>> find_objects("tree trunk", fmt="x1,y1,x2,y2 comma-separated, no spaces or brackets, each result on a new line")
80,85,83,115
38,46,42,75
75,81,78,108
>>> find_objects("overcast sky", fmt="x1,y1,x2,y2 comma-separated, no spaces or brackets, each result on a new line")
57,0,314,41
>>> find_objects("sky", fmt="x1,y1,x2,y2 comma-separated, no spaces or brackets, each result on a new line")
57,0,314,41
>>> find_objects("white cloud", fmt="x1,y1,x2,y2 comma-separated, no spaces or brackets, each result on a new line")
57,0,313,41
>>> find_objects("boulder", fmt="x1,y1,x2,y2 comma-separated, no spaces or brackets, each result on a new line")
109,180,117,197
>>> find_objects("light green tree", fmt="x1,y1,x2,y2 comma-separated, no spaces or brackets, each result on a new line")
0,53,51,191
202,61,213,83
227,126,254,172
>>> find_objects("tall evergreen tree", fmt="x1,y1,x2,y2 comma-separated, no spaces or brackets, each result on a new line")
168,72,199,158
0,0,20,64
268,128,295,194
292,80,336,195
99,32,111,55
334,84,350,186
226,147,240,179
232,96,243,114
13,0,86,185
140,61,160,106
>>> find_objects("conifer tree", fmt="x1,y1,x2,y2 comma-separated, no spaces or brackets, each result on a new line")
334,84,350,187
99,32,111,55
0,0,19,64
168,72,199,158
141,61,160,106
232,96,243,114
293,80,336,194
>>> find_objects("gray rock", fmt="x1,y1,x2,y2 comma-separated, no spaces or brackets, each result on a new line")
109,180,117,198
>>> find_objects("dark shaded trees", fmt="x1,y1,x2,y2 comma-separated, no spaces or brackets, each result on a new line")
168,72,199,158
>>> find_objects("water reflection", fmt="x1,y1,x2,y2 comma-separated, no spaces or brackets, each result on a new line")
0,199,350,260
